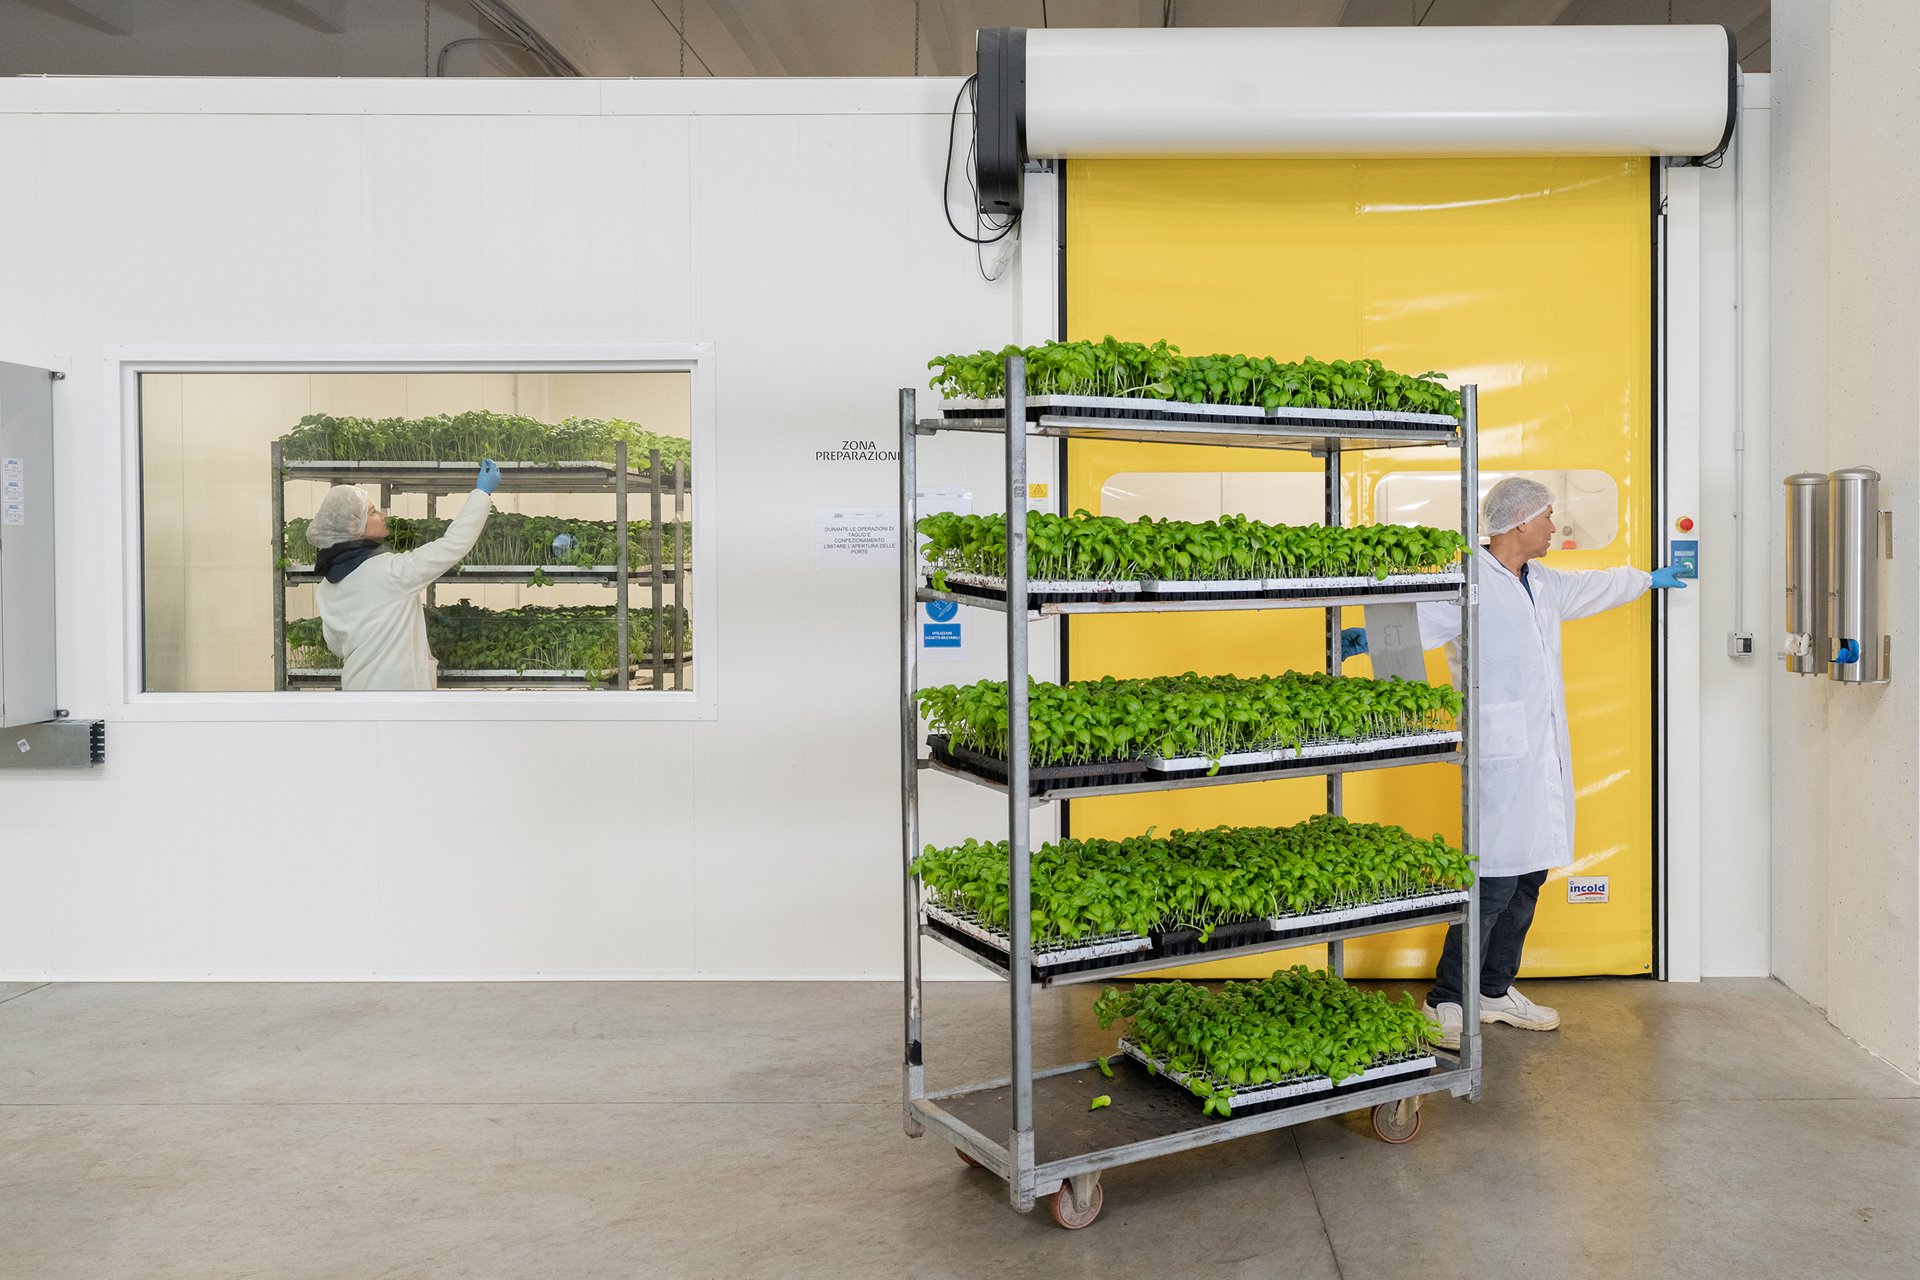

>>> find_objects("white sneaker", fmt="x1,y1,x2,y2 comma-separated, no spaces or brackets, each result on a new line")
1479,986,1560,1031
1422,1000,1462,1051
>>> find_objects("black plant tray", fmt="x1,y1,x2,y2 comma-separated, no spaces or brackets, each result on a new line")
1151,917,1276,960
938,577,1141,608
926,735,1147,794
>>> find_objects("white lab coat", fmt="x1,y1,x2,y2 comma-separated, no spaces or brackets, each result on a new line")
317,489,493,691
1415,556,1649,878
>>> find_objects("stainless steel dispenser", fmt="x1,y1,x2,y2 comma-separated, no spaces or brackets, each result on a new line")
1827,466,1890,683
1782,473,1828,675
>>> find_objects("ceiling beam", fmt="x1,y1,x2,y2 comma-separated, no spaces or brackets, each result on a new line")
10,0,127,36
237,0,346,35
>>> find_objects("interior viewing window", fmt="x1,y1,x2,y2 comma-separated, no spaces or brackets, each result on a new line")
140,371,693,694
1373,470,1621,550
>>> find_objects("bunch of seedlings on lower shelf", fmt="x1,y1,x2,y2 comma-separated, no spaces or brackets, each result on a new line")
912,815,1472,947
918,672,1461,769
286,602,691,677
283,515,692,570
918,509,1467,585
278,410,692,471
1092,966,1441,1114
927,336,1461,417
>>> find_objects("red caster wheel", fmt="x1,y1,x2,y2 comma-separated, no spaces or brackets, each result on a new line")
955,1147,982,1168
1048,1177,1104,1229
1371,1098,1423,1144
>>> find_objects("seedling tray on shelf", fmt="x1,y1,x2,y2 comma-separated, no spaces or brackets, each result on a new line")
941,394,1459,434
926,735,1148,793
1264,888,1471,945
932,570,1143,607
1150,917,1274,960
924,902,1151,978
1145,731,1462,776
1118,1039,1438,1118
923,569,1462,607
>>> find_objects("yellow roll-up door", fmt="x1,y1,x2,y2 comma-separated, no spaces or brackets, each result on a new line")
1063,156,1654,979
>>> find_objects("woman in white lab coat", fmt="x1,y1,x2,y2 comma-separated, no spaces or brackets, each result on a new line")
1343,476,1689,1049
304,461,501,691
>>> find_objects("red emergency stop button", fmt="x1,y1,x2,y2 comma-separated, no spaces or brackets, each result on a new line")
1676,517,1695,532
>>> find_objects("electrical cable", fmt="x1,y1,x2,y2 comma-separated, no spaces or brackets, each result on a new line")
436,36,538,77
942,74,1020,248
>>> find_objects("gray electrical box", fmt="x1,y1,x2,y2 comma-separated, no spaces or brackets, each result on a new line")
0,361,57,729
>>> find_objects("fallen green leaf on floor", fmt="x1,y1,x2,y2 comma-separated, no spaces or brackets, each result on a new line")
1089,1095,1111,1111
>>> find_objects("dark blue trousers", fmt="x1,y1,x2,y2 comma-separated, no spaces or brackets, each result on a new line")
1427,869,1547,1008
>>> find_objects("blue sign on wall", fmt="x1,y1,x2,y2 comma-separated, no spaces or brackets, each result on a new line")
922,600,963,649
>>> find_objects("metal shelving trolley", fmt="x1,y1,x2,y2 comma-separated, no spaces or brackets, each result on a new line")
897,355,1482,1227
272,442,691,691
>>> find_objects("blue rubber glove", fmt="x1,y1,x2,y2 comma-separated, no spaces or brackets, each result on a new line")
477,459,502,494
1340,627,1369,660
1649,563,1690,590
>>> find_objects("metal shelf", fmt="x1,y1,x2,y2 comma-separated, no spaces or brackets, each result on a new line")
923,901,1467,987
896,359,1484,1222
917,582,1463,618
279,459,678,494
286,656,692,688
284,563,689,586
913,1052,1474,1193
274,440,693,693
922,745,1460,802
918,413,1457,453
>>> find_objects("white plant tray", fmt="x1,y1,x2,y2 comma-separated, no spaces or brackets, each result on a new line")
941,395,1459,427
944,394,1270,421
1138,578,1265,595
924,901,1152,969
1119,1039,1439,1112
930,569,1142,595
1118,1039,1329,1106
1265,888,1470,933
1260,569,1464,592
1146,729,1461,773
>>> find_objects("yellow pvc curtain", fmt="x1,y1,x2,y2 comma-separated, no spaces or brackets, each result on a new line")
1063,156,1654,979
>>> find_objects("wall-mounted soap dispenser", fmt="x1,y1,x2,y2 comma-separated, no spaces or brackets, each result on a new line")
1827,467,1890,684
1782,473,1828,675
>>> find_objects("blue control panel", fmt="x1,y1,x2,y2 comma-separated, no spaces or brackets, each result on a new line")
1670,539,1699,579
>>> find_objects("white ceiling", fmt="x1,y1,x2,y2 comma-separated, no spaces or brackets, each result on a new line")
0,0,1771,79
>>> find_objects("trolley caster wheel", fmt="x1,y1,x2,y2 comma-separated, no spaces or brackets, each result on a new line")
1048,1177,1104,1230
955,1147,982,1169
1371,1098,1422,1144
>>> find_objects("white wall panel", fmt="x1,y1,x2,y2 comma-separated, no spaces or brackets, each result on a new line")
0,77,1022,978
1772,0,1920,1075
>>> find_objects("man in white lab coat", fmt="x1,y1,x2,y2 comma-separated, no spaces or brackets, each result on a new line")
305,461,501,691
1344,476,1689,1049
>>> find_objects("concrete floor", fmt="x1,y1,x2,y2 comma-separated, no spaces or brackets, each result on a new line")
1,978,1917,1279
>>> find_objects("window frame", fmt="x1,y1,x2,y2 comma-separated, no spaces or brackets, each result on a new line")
108,344,718,723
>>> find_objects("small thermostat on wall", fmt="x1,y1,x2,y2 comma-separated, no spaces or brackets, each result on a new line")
1567,876,1610,903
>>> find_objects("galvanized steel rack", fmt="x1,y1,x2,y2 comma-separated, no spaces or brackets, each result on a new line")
271,445,691,691
898,356,1484,1228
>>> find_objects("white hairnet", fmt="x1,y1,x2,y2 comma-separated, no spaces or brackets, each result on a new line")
308,485,373,550
1482,476,1554,536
